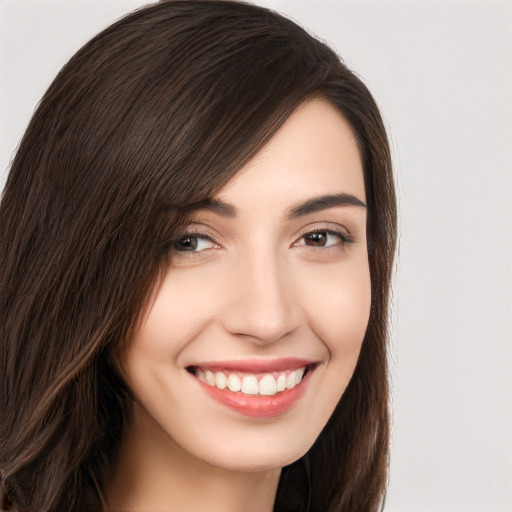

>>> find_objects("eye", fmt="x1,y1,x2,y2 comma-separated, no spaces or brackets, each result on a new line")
296,229,352,248
172,234,217,253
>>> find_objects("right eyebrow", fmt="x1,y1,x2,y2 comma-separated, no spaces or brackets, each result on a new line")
178,198,238,218
201,198,238,218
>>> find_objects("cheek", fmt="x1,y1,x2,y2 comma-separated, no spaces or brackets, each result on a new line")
120,276,215,401
131,268,222,358
298,256,371,357
296,257,371,433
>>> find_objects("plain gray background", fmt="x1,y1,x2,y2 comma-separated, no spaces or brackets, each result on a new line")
1,1,511,510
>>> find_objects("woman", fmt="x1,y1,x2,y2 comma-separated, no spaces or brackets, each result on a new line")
0,1,397,511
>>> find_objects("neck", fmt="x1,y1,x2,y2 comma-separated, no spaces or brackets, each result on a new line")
105,402,281,512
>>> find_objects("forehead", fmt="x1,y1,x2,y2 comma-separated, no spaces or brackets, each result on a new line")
216,99,365,207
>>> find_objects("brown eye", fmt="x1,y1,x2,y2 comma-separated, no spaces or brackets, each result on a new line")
173,234,216,252
297,229,352,248
174,235,198,251
304,232,329,247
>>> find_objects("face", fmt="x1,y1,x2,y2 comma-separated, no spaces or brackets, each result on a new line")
121,99,370,472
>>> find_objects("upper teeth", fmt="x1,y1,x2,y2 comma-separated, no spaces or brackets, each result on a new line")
195,367,306,396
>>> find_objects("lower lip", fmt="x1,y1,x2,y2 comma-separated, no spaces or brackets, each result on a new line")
194,370,313,419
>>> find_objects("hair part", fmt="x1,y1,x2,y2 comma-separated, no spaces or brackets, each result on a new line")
1,2,396,510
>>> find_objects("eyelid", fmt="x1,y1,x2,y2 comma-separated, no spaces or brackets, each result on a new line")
176,220,217,238
178,221,221,237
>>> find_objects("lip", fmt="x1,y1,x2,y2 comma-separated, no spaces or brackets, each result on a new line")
187,358,317,419
193,357,314,373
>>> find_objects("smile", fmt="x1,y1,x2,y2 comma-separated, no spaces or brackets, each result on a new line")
186,359,317,418
193,367,306,396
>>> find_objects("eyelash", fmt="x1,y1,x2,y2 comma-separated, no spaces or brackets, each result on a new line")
171,233,218,253
171,228,354,254
296,228,354,248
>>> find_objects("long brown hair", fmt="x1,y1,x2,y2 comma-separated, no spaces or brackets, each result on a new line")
0,1,397,510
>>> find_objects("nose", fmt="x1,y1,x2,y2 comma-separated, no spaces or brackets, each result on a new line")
220,251,302,345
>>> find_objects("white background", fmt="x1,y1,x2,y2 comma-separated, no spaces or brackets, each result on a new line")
1,1,511,510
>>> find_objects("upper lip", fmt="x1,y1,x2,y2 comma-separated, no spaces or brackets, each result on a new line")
187,357,316,373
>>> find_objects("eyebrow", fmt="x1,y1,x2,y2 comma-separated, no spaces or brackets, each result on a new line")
188,193,366,220
285,193,367,219
197,198,237,217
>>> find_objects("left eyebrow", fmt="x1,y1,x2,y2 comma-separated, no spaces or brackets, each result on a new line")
285,193,366,220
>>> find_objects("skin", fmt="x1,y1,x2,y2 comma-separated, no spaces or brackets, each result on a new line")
106,99,371,512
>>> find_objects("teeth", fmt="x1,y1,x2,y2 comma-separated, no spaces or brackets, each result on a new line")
276,374,286,392
196,366,307,396
241,376,259,395
205,370,215,386
227,374,241,392
215,372,227,389
286,372,296,390
259,374,277,396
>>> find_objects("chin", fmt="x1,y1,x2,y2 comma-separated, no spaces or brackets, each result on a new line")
195,437,312,474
